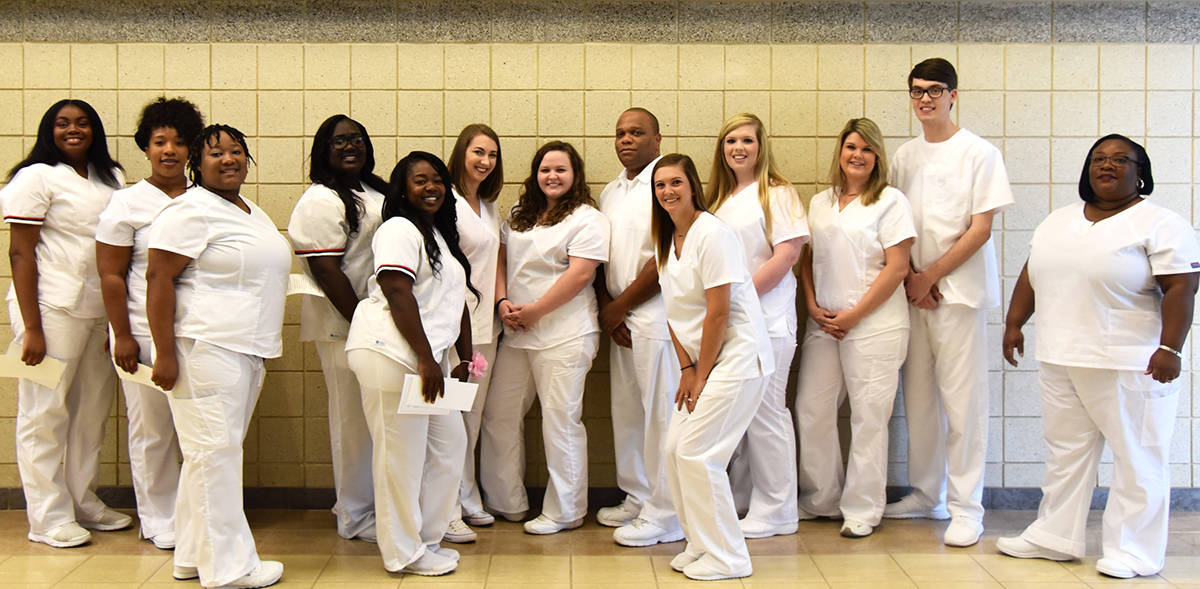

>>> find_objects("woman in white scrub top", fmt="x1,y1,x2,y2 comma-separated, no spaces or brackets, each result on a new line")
287,114,389,544
479,141,610,535
795,118,915,538
345,151,475,576
96,98,204,550
2,99,127,548
651,154,773,581
445,124,504,542
999,134,1200,579
707,112,809,538
147,124,289,589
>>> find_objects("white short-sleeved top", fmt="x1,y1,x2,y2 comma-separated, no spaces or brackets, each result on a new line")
808,186,917,339
1028,200,1200,371
148,186,292,359
345,217,467,371
1,162,123,318
598,158,670,341
500,204,610,350
712,182,810,339
660,212,774,382
287,183,385,342
454,188,501,346
890,128,1014,309
95,180,174,339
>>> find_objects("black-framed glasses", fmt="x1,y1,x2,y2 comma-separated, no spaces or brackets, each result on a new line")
331,135,365,149
909,86,949,99
1090,155,1138,167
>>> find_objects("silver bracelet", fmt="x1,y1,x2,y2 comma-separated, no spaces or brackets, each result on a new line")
1159,344,1183,358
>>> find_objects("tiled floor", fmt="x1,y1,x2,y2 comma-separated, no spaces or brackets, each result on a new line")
1,509,1200,587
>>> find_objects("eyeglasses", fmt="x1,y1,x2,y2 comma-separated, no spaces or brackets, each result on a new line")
330,135,365,149
909,86,949,99
1090,155,1138,167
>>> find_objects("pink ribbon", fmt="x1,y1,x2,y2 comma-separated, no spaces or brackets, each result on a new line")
468,351,488,380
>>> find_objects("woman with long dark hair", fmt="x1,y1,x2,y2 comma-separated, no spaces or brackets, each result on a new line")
2,98,127,548
287,114,389,543
344,151,476,576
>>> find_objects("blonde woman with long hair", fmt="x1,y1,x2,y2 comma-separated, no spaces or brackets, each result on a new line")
708,113,808,538
795,118,915,538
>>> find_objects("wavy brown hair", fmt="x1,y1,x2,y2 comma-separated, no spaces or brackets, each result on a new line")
507,141,593,232
448,123,504,203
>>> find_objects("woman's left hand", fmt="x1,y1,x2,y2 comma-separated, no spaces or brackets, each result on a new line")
1146,348,1182,383
507,303,545,331
686,376,707,412
824,308,861,338
450,361,470,383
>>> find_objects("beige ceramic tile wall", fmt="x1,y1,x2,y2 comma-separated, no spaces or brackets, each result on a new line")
0,41,1196,491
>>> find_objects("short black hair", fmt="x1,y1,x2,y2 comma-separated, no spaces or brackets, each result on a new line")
623,107,660,134
9,98,123,188
908,57,958,90
1078,133,1153,203
133,97,205,151
187,124,254,187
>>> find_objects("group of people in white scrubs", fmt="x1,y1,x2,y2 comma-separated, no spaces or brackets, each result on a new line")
2,52,1195,586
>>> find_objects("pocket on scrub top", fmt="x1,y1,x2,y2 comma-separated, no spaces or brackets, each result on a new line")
1118,370,1178,447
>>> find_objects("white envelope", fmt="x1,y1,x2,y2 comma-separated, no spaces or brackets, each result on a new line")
111,359,168,395
0,342,66,389
286,273,325,297
398,374,478,415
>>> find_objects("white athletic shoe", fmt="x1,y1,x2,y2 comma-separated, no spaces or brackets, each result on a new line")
670,551,700,572
996,536,1073,561
739,517,799,539
463,511,495,526
682,554,751,581
399,550,457,576
523,514,583,535
172,565,199,580
443,519,477,543
1096,557,1138,579
943,517,983,547
213,560,284,588
79,508,133,531
27,522,90,548
613,518,684,547
596,499,639,527
840,519,874,538
882,494,950,520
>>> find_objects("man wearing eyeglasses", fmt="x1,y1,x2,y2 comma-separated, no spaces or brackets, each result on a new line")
885,58,1014,548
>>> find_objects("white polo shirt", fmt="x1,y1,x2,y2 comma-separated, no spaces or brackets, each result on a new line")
95,180,174,339
287,183,385,342
1,162,123,318
660,212,774,382
500,204,610,350
454,188,501,346
345,217,467,371
712,182,810,339
598,157,670,341
890,128,1013,309
1029,200,1200,371
807,186,917,339
148,186,292,359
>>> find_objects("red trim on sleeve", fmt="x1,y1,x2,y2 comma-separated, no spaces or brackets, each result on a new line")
294,247,346,255
4,215,45,222
377,263,416,276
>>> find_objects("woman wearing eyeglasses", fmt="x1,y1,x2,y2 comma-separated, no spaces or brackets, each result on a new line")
288,115,389,544
998,134,1199,580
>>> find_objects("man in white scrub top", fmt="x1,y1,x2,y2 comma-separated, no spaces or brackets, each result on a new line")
594,108,682,546
885,58,1013,547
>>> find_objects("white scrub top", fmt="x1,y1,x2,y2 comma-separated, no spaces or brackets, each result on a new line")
808,186,917,340
1028,200,1200,371
454,188,501,347
712,181,810,339
598,157,670,341
345,217,467,372
660,212,774,382
148,186,292,359
95,179,173,339
287,183,385,342
500,204,610,350
890,128,1013,309
1,162,123,318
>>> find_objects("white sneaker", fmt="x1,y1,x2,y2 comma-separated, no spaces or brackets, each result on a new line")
27,522,90,548
739,517,799,539
213,560,283,588
173,565,198,580
427,543,461,562
883,494,950,520
523,514,583,535
79,508,133,531
463,511,495,526
596,499,639,527
670,551,700,572
613,518,684,547
996,536,1073,561
399,550,457,576
943,517,983,547
148,530,175,550
683,554,751,581
1096,557,1138,579
840,519,874,538
443,519,477,543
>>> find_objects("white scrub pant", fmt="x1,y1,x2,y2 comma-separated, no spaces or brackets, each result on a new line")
609,334,680,529
456,340,497,518
796,327,908,525
729,337,799,526
667,375,765,577
901,303,989,522
347,349,466,572
169,338,264,588
479,334,598,523
314,340,375,539
123,334,180,540
10,302,113,535
1019,363,1175,575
